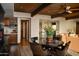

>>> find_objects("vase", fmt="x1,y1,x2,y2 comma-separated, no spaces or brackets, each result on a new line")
47,37,53,44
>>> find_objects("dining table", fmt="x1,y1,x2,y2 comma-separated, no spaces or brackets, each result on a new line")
41,40,64,50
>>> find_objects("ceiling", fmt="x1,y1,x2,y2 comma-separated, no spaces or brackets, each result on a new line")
14,3,79,19
14,3,42,13
1,3,14,18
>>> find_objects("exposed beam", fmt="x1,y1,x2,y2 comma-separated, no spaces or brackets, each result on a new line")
65,12,79,20
51,11,67,18
51,4,66,18
66,15,79,20
31,3,51,17
51,11,79,20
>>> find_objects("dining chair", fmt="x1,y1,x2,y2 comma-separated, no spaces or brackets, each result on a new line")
31,37,38,43
54,41,71,56
30,42,48,56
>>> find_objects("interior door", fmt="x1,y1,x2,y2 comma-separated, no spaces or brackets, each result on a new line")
76,22,79,34
21,20,30,45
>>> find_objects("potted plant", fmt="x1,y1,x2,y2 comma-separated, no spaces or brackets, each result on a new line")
44,25,54,44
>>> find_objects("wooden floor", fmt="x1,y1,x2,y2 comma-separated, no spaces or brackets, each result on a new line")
68,49,79,56
0,44,77,56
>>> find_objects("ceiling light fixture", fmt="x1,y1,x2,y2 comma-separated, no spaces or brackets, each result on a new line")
66,6,72,14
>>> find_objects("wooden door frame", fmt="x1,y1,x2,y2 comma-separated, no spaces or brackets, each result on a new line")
21,19,31,42
76,22,79,34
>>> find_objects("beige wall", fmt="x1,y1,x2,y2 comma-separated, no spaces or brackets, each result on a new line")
14,12,51,43
31,15,51,43
52,17,76,34
59,20,76,34
14,12,77,45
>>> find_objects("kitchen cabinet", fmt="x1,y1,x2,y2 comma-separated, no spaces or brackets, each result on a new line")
4,17,17,45
4,17,10,26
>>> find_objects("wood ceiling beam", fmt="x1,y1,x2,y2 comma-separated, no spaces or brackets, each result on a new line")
51,11,79,20
31,3,51,17
65,12,79,20
51,11,66,18
66,15,79,20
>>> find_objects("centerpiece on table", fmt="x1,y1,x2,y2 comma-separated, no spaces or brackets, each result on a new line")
44,25,54,44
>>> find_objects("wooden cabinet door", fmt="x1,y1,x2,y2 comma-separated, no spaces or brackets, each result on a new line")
4,17,10,26
8,34,17,44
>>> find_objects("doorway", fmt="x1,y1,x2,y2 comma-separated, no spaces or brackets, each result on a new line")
21,20,30,43
76,22,79,34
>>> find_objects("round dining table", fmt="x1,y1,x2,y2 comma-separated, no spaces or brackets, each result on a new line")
48,40,64,47
41,40,64,50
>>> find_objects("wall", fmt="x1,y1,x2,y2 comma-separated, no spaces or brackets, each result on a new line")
14,12,77,43
51,17,76,34
14,12,31,18
51,17,65,34
14,12,31,43
31,15,51,43
14,12,51,43
59,19,76,34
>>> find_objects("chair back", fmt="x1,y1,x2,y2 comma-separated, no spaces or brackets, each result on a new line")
55,41,71,56
31,37,38,43
64,41,71,50
63,41,71,55
30,43,47,56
